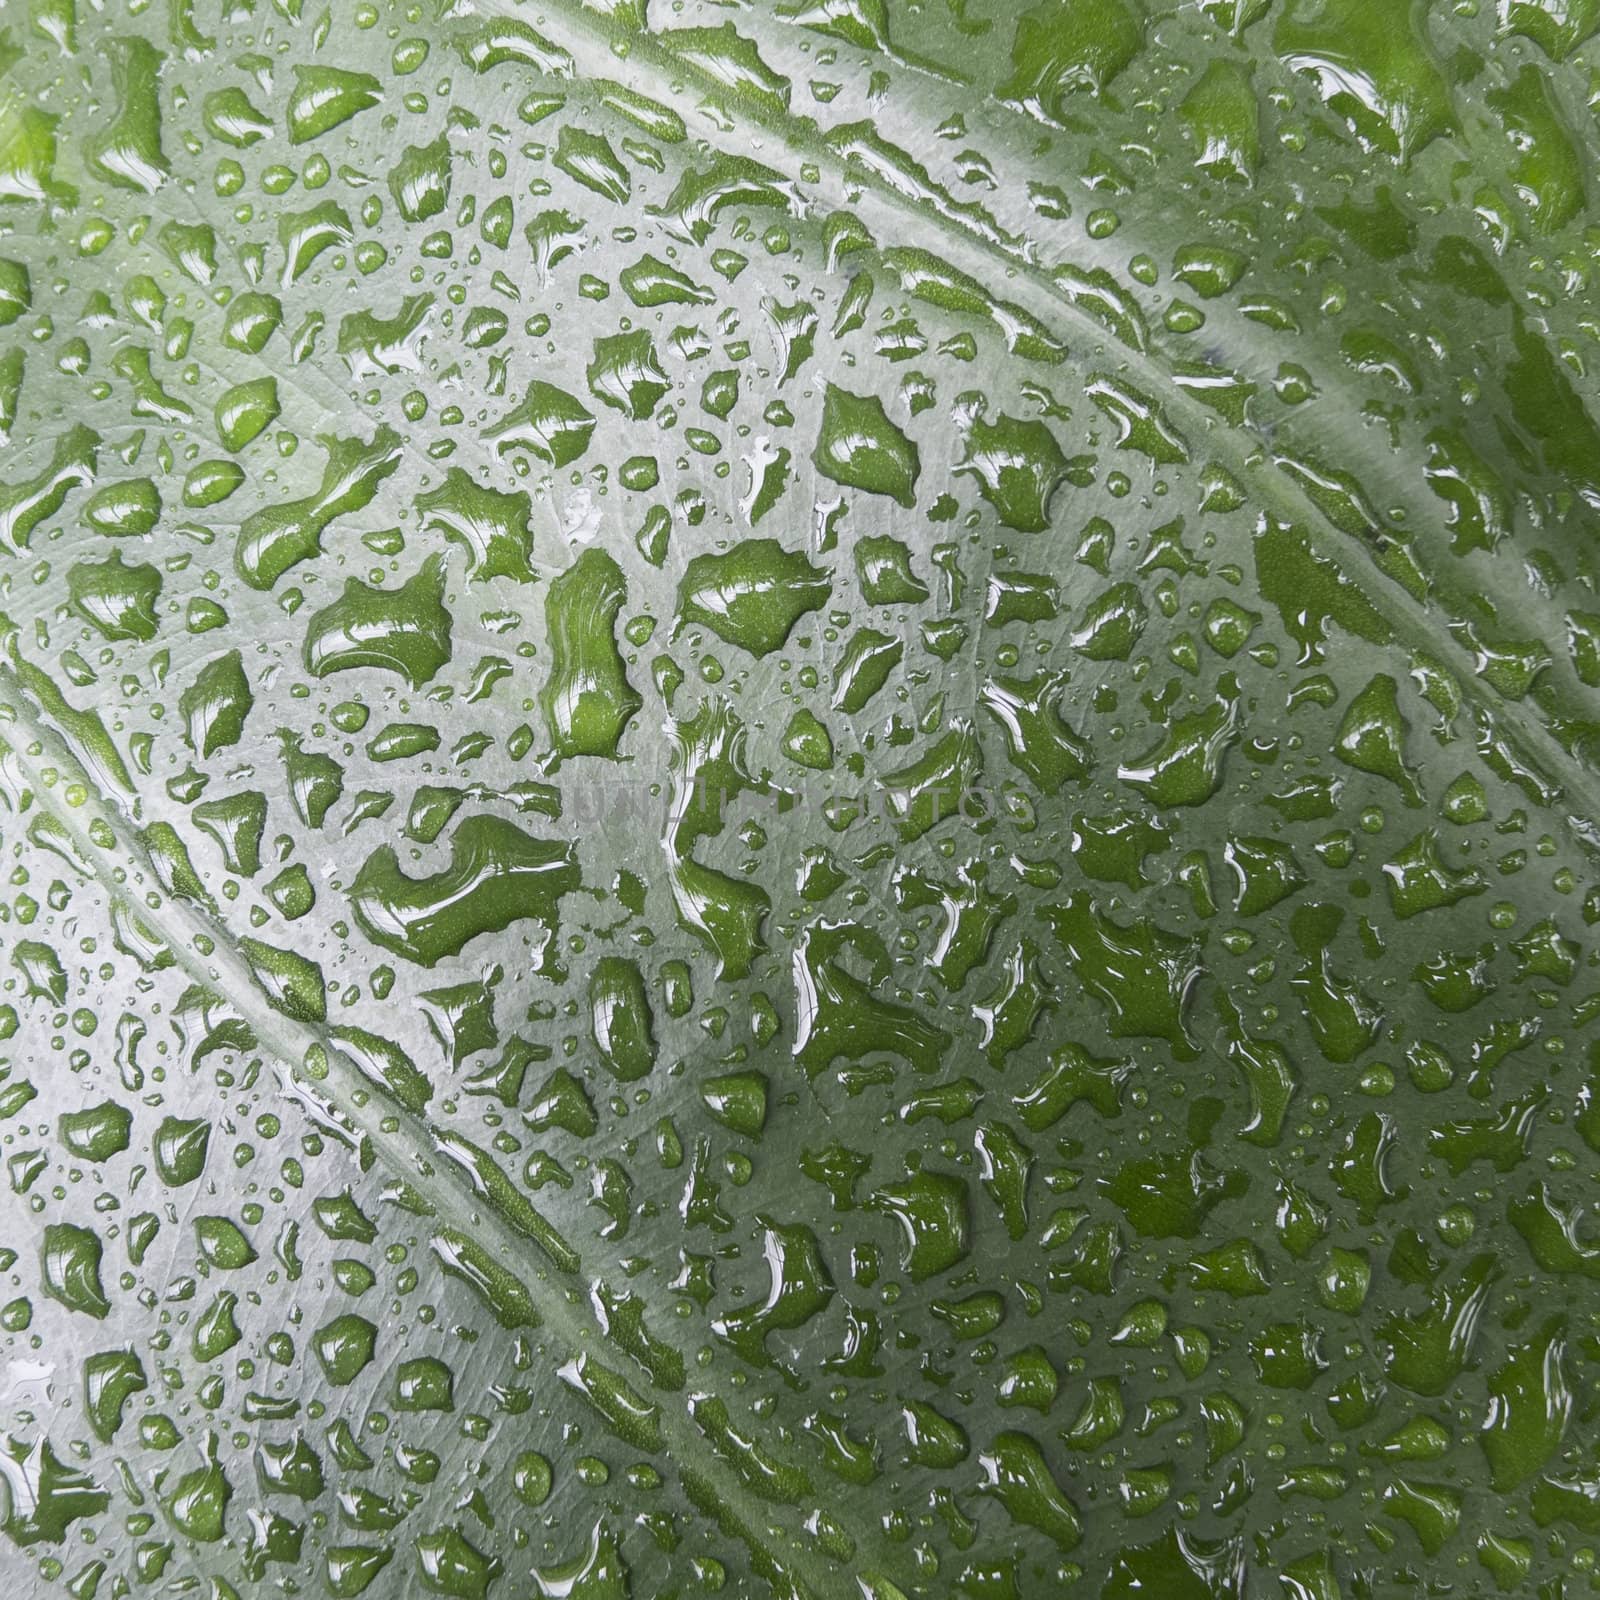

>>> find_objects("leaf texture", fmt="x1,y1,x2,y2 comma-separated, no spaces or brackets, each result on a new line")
2,0,1599,1595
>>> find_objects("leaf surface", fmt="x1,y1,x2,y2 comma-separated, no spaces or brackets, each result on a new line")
2,0,1598,1594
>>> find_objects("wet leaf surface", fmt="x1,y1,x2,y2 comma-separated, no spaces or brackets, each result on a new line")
3,0,1600,1595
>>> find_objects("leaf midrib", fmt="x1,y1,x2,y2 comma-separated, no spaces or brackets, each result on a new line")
0,669,908,1600
506,0,1600,854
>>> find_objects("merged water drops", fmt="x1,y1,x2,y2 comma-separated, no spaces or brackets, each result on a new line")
1,0,1599,1595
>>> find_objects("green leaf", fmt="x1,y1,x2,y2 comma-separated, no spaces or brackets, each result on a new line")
2,0,1597,1595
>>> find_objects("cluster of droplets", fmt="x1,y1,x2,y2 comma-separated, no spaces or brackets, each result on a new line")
2,0,1600,1595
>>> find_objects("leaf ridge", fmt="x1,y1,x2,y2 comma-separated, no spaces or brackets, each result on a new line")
487,0,1600,856
0,662,911,1600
